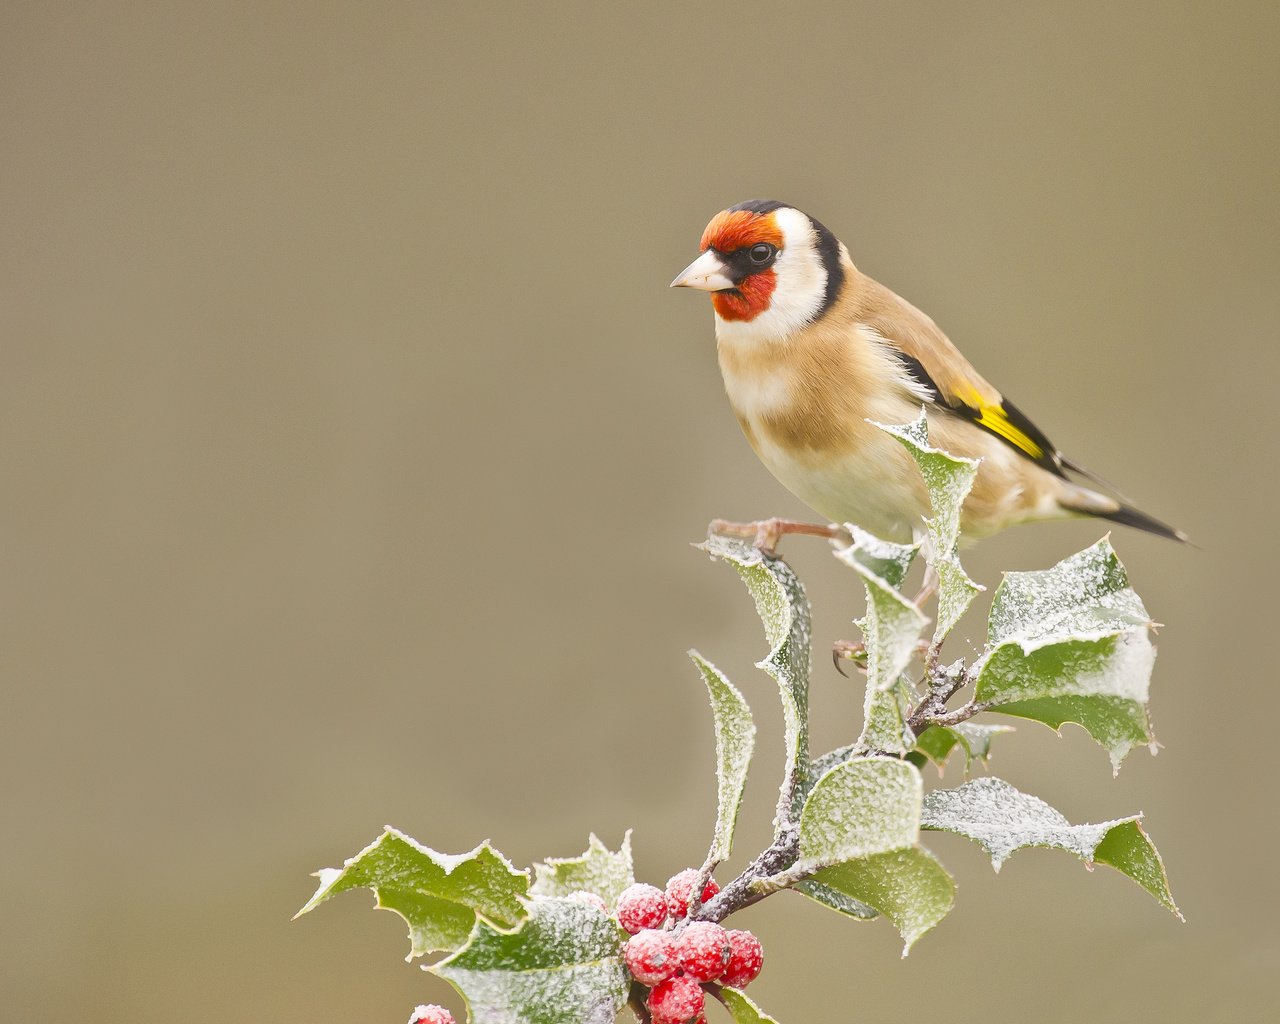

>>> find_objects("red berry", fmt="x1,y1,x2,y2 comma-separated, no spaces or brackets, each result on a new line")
647,974,705,1024
409,1005,455,1024
616,882,669,934
675,921,731,982
665,868,719,920
624,928,678,985
721,929,764,988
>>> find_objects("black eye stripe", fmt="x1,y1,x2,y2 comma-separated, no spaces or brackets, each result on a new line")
715,243,779,282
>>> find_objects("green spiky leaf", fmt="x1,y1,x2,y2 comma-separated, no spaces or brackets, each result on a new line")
717,986,783,1023
812,847,955,954
430,897,628,1024
921,777,1179,915
875,414,982,639
907,721,1015,773
835,528,926,755
975,538,1156,770
986,537,1150,646
690,651,756,862
794,757,953,950
701,534,811,826
798,757,923,868
296,829,529,959
530,833,634,910
792,878,879,921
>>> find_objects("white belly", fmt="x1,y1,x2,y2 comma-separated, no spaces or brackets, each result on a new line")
745,410,931,542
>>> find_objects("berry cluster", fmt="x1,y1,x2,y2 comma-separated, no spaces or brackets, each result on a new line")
408,1005,454,1024
617,870,765,1024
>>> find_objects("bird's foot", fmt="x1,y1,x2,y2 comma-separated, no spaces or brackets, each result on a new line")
709,517,850,557
833,637,932,677
832,639,867,677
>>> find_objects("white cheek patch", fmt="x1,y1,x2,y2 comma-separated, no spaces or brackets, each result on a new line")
714,206,827,345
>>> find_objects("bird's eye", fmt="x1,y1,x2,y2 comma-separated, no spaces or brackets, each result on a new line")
748,243,776,264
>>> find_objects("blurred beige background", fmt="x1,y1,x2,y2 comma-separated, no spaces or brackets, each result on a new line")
3,2,1277,1021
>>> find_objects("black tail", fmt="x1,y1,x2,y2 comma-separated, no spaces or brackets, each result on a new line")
1058,480,1188,543
1091,503,1189,544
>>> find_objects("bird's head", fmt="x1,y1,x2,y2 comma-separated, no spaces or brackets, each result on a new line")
671,199,846,340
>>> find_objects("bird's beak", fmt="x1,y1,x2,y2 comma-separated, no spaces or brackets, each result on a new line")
670,250,735,291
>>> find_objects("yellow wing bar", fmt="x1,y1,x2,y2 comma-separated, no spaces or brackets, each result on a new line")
971,403,1045,459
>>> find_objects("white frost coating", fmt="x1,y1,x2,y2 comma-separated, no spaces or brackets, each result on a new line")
530,833,634,910
690,651,756,862
300,830,518,917
835,528,926,755
921,777,1135,870
813,846,955,955
701,534,812,825
798,757,922,868
983,631,1154,703
970,538,1158,769
949,722,1015,764
719,986,783,1024
379,828,526,878
873,413,983,641
836,525,920,588
873,413,980,558
835,530,927,694
295,828,531,961
985,538,1151,652
431,898,628,1024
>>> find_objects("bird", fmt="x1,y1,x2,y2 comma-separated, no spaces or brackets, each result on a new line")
671,199,1186,551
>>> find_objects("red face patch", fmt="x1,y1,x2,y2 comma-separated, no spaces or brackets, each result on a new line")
700,209,784,322
712,270,776,321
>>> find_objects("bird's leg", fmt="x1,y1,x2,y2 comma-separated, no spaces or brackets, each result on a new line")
709,517,850,557
913,561,940,609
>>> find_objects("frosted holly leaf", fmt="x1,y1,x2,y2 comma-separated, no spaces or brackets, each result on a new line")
907,722,1015,773
795,758,952,950
837,525,918,589
796,757,922,869
931,560,982,642
430,897,628,1024
987,537,1150,647
717,986,783,1024
793,879,879,921
812,847,955,954
977,638,1154,770
874,414,982,640
860,678,916,756
975,540,1156,770
690,651,756,862
809,742,859,780
701,534,811,825
295,829,528,959
530,833,633,910
951,721,1014,762
834,530,927,756
921,777,1179,916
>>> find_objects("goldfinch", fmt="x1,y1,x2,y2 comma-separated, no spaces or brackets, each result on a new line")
672,199,1185,546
